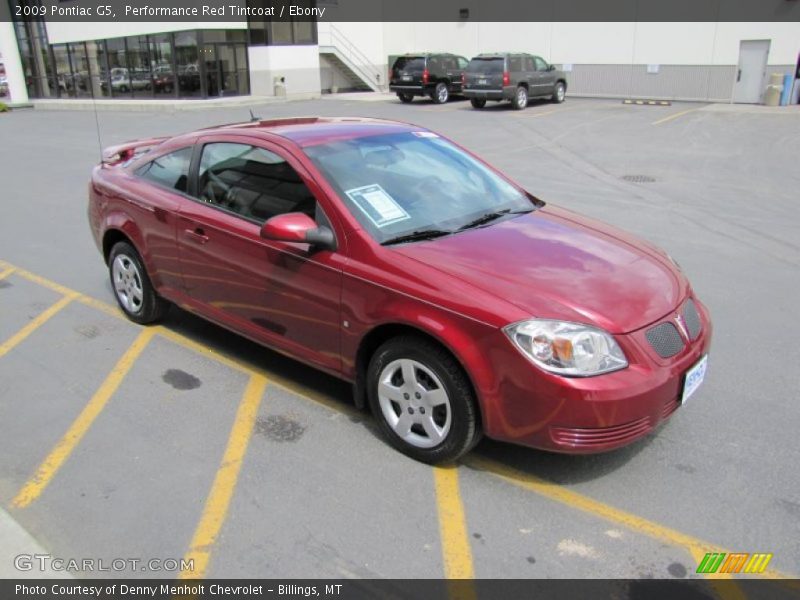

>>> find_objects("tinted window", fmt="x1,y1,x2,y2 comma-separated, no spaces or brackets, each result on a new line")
305,132,533,244
393,57,425,72
524,56,535,71
534,57,548,71
136,147,192,193
197,143,316,223
466,58,504,74
508,56,523,71
457,57,468,69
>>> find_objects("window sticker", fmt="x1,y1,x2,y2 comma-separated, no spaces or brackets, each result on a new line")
412,131,439,138
345,184,410,228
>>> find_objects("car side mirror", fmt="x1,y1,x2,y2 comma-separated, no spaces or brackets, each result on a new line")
260,212,335,250
547,64,556,72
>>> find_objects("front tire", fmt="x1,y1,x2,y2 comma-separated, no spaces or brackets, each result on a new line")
397,93,414,103
470,98,486,109
367,336,481,464
108,241,168,324
512,85,528,110
433,81,449,104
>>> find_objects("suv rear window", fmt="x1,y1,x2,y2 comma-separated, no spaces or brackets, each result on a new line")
466,58,504,74
393,57,425,72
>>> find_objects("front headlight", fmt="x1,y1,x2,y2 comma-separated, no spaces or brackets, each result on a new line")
504,319,628,377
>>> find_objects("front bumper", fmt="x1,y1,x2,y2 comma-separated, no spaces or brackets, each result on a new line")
481,297,713,453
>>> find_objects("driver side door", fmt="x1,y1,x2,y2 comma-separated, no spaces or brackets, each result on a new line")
177,135,346,374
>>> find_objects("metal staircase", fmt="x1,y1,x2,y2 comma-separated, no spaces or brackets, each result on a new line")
318,24,385,92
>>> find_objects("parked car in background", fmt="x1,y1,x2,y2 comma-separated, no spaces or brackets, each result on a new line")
88,117,711,464
0,75,8,97
389,53,469,104
463,53,567,109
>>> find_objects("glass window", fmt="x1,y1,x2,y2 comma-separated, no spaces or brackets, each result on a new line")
305,132,533,244
127,35,152,98
270,21,293,45
174,31,201,97
68,42,92,98
197,143,317,223
509,56,523,72
457,57,469,70
292,19,315,45
105,37,130,98
466,58,504,74
534,57,548,71
85,41,107,98
137,147,193,193
393,57,425,72
150,34,175,97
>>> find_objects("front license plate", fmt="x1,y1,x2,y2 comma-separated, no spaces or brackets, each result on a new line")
681,355,708,404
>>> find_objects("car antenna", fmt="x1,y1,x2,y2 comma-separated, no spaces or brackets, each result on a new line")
249,109,261,122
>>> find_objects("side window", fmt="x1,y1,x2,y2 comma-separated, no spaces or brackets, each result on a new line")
524,56,535,71
427,57,439,73
196,142,317,223
508,56,523,72
136,147,192,193
534,57,548,71
457,57,468,70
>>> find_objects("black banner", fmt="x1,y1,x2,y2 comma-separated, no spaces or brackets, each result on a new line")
2,0,800,23
3,579,800,600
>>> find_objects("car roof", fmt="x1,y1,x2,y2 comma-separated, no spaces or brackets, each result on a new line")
187,117,425,148
473,53,533,58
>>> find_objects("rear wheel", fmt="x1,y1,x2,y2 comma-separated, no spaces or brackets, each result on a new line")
367,335,481,464
470,98,486,109
512,85,528,110
108,241,168,324
397,93,414,103
433,81,449,104
552,81,566,103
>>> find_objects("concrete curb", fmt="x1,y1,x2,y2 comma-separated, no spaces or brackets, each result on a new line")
30,93,321,112
0,508,68,579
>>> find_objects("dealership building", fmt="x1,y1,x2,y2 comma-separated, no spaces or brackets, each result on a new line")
1,2,799,106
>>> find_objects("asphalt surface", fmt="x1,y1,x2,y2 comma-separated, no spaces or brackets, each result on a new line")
0,94,798,584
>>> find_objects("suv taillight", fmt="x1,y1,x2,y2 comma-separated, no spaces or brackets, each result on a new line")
503,71,510,86
422,69,429,84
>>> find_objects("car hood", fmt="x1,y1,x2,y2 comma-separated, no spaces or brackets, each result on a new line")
392,206,686,334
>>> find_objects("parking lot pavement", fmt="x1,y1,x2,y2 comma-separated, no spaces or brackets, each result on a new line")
1,96,799,582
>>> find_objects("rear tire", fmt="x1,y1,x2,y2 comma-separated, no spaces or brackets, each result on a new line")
433,82,449,104
512,85,528,110
552,81,566,104
470,98,486,109
108,241,168,324
398,93,414,103
367,335,481,464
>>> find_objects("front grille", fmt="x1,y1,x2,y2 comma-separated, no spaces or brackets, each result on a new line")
682,299,702,340
551,416,652,448
646,322,685,358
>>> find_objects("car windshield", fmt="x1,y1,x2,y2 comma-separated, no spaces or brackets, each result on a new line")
304,132,536,244
467,58,504,73
393,57,425,72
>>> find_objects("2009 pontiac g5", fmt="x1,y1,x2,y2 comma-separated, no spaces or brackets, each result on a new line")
88,117,711,463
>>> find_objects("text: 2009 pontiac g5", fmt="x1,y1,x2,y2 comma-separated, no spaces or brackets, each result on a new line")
88,117,711,463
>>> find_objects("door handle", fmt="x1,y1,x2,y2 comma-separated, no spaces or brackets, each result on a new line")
737,69,742,82
184,227,209,244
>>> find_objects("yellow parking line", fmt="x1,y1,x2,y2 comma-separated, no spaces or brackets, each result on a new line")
10,327,155,508
465,456,793,582
0,293,78,359
433,465,475,583
652,107,699,126
179,373,268,579
0,266,15,280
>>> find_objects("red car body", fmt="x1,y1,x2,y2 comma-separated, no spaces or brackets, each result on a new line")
88,117,711,454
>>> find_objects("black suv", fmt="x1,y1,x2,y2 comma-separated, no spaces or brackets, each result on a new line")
463,53,567,109
389,53,469,104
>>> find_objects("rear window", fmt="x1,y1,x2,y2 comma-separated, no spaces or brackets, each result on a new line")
393,57,425,72
466,58,504,74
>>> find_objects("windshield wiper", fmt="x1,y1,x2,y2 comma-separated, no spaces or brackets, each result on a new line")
457,208,532,231
381,229,453,246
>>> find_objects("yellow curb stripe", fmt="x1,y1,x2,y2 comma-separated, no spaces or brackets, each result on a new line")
652,107,699,125
10,327,155,508
0,293,78,359
179,373,268,579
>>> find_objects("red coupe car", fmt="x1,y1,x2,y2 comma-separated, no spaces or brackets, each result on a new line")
88,117,711,463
